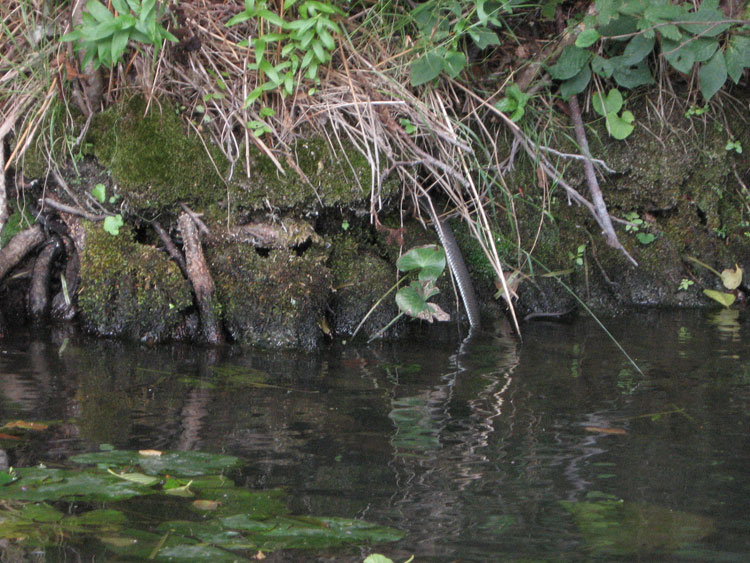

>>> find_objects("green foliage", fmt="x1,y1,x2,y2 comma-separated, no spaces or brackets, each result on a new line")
592,88,634,139
61,0,177,69
569,243,585,267
103,214,124,235
725,139,742,154
494,83,530,122
678,278,694,291
407,0,505,86
545,0,750,119
0,207,35,249
394,245,449,322
226,0,344,107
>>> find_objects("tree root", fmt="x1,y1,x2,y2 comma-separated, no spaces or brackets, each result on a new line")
29,236,62,321
0,225,45,282
177,212,223,345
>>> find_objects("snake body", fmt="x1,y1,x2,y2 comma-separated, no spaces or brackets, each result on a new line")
430,214,481,329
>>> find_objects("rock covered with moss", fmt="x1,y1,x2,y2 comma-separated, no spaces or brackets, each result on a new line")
209,242,331,349
85,96,228,210
78,222,194,342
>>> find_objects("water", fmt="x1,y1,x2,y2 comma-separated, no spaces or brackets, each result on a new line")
1,309,749,561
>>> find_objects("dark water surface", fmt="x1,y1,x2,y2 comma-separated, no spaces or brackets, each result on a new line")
1,309,749,561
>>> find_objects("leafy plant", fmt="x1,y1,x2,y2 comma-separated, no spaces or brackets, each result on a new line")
685,256,743,308
725,139,742,154
569,243,586,267
394,245,449,322
495,83,530,122
623,211,654,244
677,278,694,291
103,214,124,236
226,0,344,107
61,0,177,69
592,88,634,140
407,0,504,86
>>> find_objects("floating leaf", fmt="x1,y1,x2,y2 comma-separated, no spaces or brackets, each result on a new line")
720,265,742,290
107,468,160,486
703,289,736,308
71,449,241,477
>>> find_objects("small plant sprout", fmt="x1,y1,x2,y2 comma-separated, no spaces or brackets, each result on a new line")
678,279,694,291
725,139,742,154
399,118,417,135
569,244,585,267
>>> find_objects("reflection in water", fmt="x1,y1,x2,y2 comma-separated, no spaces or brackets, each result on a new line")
0,310,749,560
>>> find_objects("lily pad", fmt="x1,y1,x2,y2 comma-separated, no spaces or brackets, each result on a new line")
0,467,155,502
70,449,242,477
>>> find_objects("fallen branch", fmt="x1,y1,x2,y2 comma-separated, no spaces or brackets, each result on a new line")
39,197,107,222
152,221,188,278
568,94,637,266
177,212,223,345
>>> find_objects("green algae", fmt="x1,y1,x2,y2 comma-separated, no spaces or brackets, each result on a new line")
78,222,193,342
209,242,331,349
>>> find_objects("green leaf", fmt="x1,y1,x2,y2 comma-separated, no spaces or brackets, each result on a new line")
442,50,466,78
636,232,654,244
560,65,591,100
410,51,444,86
111,29,130,63
699,50,727,102
468,28,500,49
725,36,750,84
621,34,654,65
111,0,130,14
103,215,124,236
87,0,114,23
657,24,682,42
396,244,446,281
547,45,590,80
91,183,107,203
612,60,653,88
576,28,600,48
593,88,624,116
703,289,736,308
106,468,160,486
680,5,731,37
605,110,635,140
70,449,242,477
592,55,614,78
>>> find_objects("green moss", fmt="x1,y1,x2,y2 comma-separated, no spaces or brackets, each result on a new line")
228,138,397,211
78,222,193,342
209,243,331,349
86,96,227,209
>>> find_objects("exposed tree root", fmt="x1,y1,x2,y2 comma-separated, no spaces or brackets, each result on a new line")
29,236,62,321
0,225,45,282
50,235,79,321
177,212,223,345
153,221,188,278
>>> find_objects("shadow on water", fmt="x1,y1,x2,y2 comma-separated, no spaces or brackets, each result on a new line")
1,309,749,561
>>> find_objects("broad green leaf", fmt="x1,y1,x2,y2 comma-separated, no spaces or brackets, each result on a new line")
657,24,682,42
593,88,623,116
364,555,395,563
725,36,750,84
663,38,696,74
680,5,731,37
87,0,114,23
396,283,429,317
576,28,600,48
699,51,727,102
598,15,638,38
560,65,591,100
621,34,654,65
111,0,130,14
410,51,444,86
703,289,736,308
592,55,614,78
636,232,654,244
70,449,242,477
106,468,160,486
547,45,590,80
468,28,501,49
396,245,446,281
612,60,653,88
605,110,635,140
442,50,466,79
720,265,742,290
111,29,130,62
